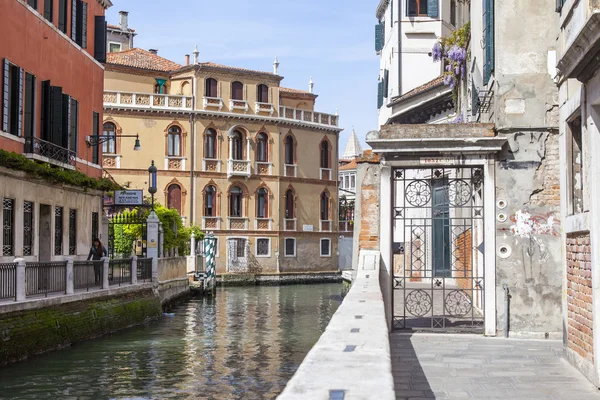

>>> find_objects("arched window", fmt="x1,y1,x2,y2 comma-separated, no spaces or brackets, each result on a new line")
167,184,182,213
320,140,329,168
102,122,116,154
204,185,216,216
231,130,243,160
229,186,243,217
320,192,329,221
257,84,269,103
256,132,268,162
205,129,217,159
168,126,181,156
285,135,294,165
231,81,244,100
256,188,268,218
285,189,295,219
205,78,218,97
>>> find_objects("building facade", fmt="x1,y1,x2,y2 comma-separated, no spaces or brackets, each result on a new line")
102,46,342,274
106,10,135,53
556,0,600,387
0,0,110,263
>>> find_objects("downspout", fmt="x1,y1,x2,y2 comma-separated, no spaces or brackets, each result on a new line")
503,284,510,338
190,73,197,226
397,3,402,97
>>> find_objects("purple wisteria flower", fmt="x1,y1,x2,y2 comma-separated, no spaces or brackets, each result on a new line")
452,114,465,124
443,74,455,87
432,42,443,62
448,45,467,63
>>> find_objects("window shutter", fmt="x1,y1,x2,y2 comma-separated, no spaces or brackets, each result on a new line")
375,23,384,52
44,0,53,22
17,68,23,137
427,0,439,18
2,59,9,132
41,80,51,141
92,111,99,164
71,0,77,41
471,81,480,116
64,94,70,149
81,2,88,48
27,0,38,9
58,0,67,33
556,0,565,12
50,86,63,146
377,81,384,109
24,73,35,138
483,0,494,84
94,16,107,63
70,98,78,153
390,0,394,27
384,69,390,98
407,0,417,16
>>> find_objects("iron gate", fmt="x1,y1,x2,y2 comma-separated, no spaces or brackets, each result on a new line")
392,167,485,332
107,210,148,259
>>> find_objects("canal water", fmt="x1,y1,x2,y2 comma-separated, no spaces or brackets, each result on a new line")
0,283,343,400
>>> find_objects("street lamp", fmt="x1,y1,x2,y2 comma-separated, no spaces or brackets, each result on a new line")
148,160,157,210
86,133,141,151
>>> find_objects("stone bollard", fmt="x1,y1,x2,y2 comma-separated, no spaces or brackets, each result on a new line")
131,255,138,285
14,258,26,302
102,257,110,289
147,211,160,283
65,257,74,295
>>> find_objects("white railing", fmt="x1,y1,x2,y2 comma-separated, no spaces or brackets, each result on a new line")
228,217,249,230
228,159,251,178
279,106,339,127
284,219,297,231
203,158,221,172
255,161,272,175
202,217,221,230
320,220,332,232
320,168,332,180
103,91,193,110
254,218,272,230
284,164,297,177
339,220,353,232
229,99,249,113
203,96,224,111
255,102,275,115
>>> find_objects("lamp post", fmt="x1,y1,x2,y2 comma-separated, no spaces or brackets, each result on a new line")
86,133,141,150
148,160,157,211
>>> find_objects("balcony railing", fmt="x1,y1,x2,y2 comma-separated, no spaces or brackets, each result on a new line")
339,220,354,232
279,106,338,127
255,218,272,230
255,102,275,115
73,260,103,292
228,159,251,178
320,168,332,180
284,164,297,177
202,158,221,173
228,217,249,230
229,99,249,113
284,219,297,231
320,220,332,232
255,161,272,175
203,96,224,111
109,259,132,286
25,261,67,297
202,216,221,230
103,91,193,110
24,137,76,167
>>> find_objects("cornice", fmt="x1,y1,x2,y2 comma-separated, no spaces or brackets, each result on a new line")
376,0,390,19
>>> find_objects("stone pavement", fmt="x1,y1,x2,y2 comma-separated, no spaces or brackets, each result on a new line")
390,333,600,399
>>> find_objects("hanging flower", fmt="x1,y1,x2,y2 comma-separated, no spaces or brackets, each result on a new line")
432,42,443,62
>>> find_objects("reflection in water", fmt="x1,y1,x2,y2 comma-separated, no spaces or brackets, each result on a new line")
0,284,342,400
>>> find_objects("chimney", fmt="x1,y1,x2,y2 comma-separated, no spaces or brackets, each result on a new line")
273,56,279,75
193,45,200,64
309,77,314,93
149,49,158,55
185,54,190,66
119,11,129,31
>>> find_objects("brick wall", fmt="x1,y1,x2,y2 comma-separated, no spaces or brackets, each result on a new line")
358,166,381,251
530,133,561,208
455,229,473,290
567,233,593,363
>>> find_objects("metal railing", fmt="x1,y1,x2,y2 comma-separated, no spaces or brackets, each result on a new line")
103,91,193,110
137,258,152,283
109,259,132,286
25,261,67,297
73,260,103,292
24,137,76,166
0,263,16,300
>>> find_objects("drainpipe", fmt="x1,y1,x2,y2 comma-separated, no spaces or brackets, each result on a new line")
397,5,402,97
503,284,510,338
189,112,195,225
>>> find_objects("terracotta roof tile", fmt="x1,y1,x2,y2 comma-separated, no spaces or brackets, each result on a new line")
107,23,135,32
395,76,445,103
340,159,358,170
199,62,278,77
106,48,182,72
357,149,381,164
280,87,313,95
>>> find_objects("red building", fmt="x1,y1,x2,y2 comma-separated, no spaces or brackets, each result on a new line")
0,0,111,263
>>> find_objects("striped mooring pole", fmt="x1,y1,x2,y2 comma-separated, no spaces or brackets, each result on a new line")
204,232,216,294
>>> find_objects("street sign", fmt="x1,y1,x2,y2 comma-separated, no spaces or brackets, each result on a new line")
303,225,314,232
114,190,143,205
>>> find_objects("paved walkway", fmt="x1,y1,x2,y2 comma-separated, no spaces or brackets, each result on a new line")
390,333,600,399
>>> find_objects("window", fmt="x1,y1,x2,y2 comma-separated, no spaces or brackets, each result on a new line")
92,112,99,164
229,186,243,217
2,198,14,256
91,211,98,242
205,78,218,97
2,60,23,136
102,122,116,154
205,185,216,216
205,128,217,158
257,84,269,103
109,42,122,53
285,189,295,219
23,201,34,256
168,125,181,156
55,206,63,255
345,176,350,189
58,0,68,33
256,132,268,162
257,188,268,218
351,175,355,189
68,209,76,255
44,0,53,22
256,238,270,257
167,184,182,214
570,116,584,215
407,0,438,17
154,79,167,94
285,135,295,164
451,0,456,26
320,238,331,257
284,238,296,257
71,0,88,48
230,238,247,258
231,130,243,160
320,192,329,221
231,81,244,100
94,15,107,63
320,140,330,168
27,0,38,10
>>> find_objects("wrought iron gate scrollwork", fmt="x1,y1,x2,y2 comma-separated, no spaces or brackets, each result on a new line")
392,167,485,333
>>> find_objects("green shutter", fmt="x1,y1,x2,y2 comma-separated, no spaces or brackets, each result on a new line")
375,23,384,52
377,81,384,109
483,0,494,84
92,111,99,164
384,69,390,98
471,81,480,116
427,0,439,18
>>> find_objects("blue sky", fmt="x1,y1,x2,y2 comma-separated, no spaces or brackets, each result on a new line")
106,0,379,154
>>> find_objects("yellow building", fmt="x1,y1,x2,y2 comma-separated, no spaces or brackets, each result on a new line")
102,48,342,274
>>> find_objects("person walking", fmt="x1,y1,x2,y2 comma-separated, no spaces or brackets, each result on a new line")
88,238,107,284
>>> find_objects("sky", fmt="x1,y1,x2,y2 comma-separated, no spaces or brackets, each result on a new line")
106,0,379,154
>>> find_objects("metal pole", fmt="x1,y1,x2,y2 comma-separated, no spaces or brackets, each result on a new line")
503,284,510,338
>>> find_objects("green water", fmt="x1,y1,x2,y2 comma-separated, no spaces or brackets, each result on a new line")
0,284,343,400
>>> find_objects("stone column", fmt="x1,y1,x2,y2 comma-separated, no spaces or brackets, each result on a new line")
102,257,109,289
15,258,25,302
131,254,138,285
158,222,164,258
65,257,74,295
101,213,110,244
147,211,160,282
190,232,196,257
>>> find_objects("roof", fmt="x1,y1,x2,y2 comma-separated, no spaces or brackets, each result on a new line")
107,23,135,33
356,149,381,164
106,48,182,72
339,159,358,171
391,76,445,106
341,129,364,160
198,62,279,78
280,87,312,95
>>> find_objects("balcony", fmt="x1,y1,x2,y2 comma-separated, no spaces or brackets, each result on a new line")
255,102,275,116
103,91,193,111
255,162,272,175
202,217,221,230
203,96,224,111
284,164,297,177
339,220,353,233
279,106,339,127
24,137,76,169
228,217,249,230
255,218,272,230
229,99,249,113
320,168,332,180
203,158,221,173
284,219,297,231
228,159,251,178
320,220,332,232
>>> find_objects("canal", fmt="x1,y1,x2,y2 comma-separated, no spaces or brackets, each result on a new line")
0,283,343,399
